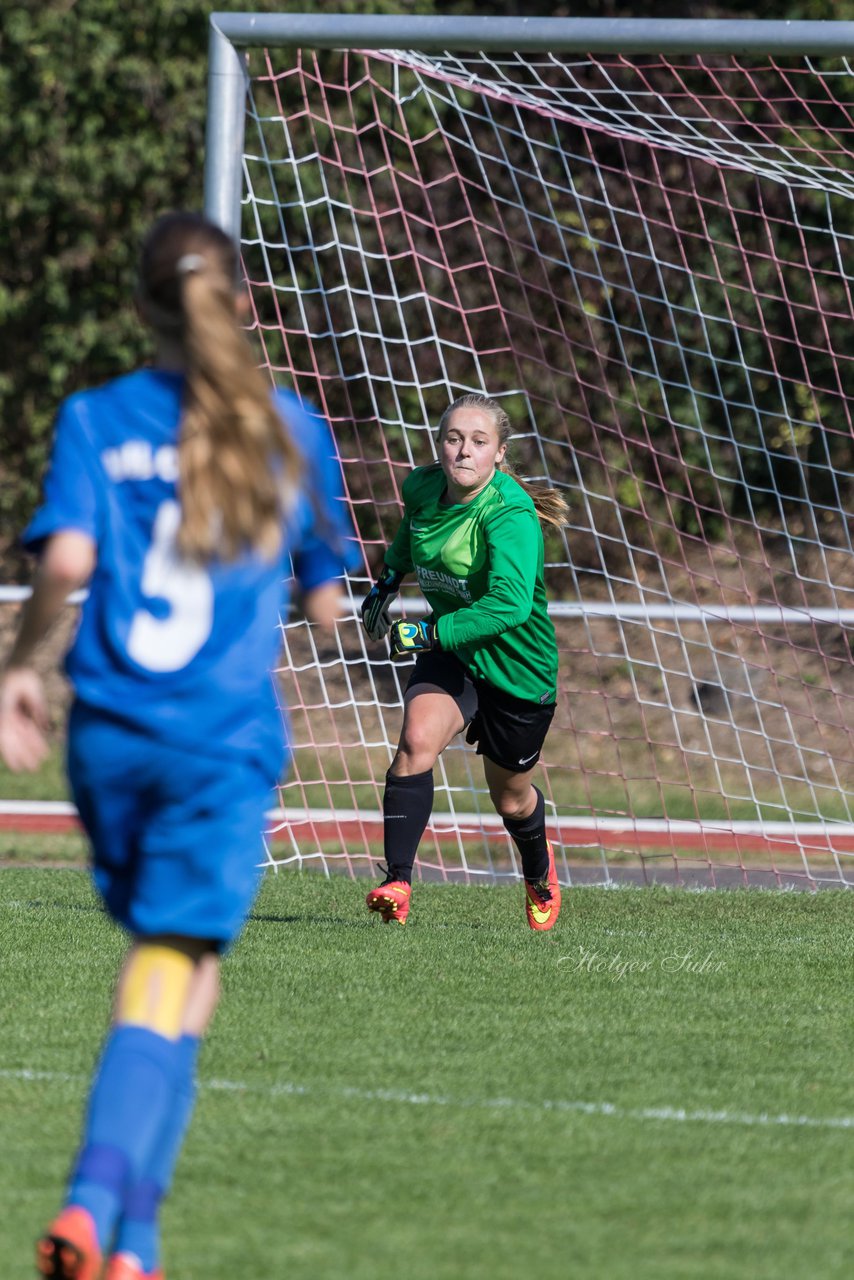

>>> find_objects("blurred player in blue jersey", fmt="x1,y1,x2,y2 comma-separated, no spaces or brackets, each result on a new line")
0,212,357,1280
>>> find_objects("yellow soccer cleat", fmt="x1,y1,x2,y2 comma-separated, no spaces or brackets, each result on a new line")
524,840,562,932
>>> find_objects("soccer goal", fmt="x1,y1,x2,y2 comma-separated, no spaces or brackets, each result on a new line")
204,14,854,889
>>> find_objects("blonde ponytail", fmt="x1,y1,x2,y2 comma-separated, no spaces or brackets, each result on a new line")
138,213,303,562
498,460,569,529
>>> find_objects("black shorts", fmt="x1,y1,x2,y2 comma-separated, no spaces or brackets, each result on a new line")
406,650,556,774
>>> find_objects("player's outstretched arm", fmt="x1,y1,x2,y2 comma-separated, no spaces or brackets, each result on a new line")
0,530,95,772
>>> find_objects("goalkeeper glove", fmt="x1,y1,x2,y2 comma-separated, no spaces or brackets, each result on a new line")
389,618,436,662
361,566,404,640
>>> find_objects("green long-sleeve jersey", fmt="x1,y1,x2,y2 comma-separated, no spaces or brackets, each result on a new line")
384,464,558,704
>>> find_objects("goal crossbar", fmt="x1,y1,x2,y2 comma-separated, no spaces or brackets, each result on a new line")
205,16,854,238
210,15,854,57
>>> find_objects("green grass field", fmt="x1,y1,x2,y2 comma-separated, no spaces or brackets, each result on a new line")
1,867,852,1279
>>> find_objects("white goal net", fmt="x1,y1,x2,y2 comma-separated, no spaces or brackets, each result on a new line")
238,40,854,888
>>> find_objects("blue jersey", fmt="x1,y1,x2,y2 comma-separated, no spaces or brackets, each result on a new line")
23,369,358,781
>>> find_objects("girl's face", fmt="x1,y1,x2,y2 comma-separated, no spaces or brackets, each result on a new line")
439,407,506,500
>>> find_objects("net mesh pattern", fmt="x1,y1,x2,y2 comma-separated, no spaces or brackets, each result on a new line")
241,48,854,887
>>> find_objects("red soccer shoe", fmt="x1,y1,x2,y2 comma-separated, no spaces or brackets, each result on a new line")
365,878,412,925
36,1206,103,1280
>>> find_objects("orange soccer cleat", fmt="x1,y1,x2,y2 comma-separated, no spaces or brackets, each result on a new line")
366,872,412,926
36,1206,103,1280
105,1254,164,1280
524,841,562,932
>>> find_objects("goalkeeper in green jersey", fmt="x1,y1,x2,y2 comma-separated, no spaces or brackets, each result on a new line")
360,393,568,930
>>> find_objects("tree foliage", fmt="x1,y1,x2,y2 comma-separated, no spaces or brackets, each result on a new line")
0,0,434,560
0,0,846,565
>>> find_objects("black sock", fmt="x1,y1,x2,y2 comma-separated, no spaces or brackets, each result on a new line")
503,786,549,883
382,768,434,883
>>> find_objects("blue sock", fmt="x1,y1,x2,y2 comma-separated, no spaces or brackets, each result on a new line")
66,1025,181,1252
112,1035,201,1272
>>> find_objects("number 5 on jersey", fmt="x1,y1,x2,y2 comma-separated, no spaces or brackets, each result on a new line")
127,500,214,672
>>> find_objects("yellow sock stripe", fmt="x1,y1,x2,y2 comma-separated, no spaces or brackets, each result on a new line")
116,944,195,1040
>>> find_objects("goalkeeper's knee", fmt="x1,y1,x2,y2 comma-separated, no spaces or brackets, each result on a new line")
116,942,200,1040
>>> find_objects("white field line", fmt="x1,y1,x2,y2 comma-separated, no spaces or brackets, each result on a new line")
1,1067,851,1132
